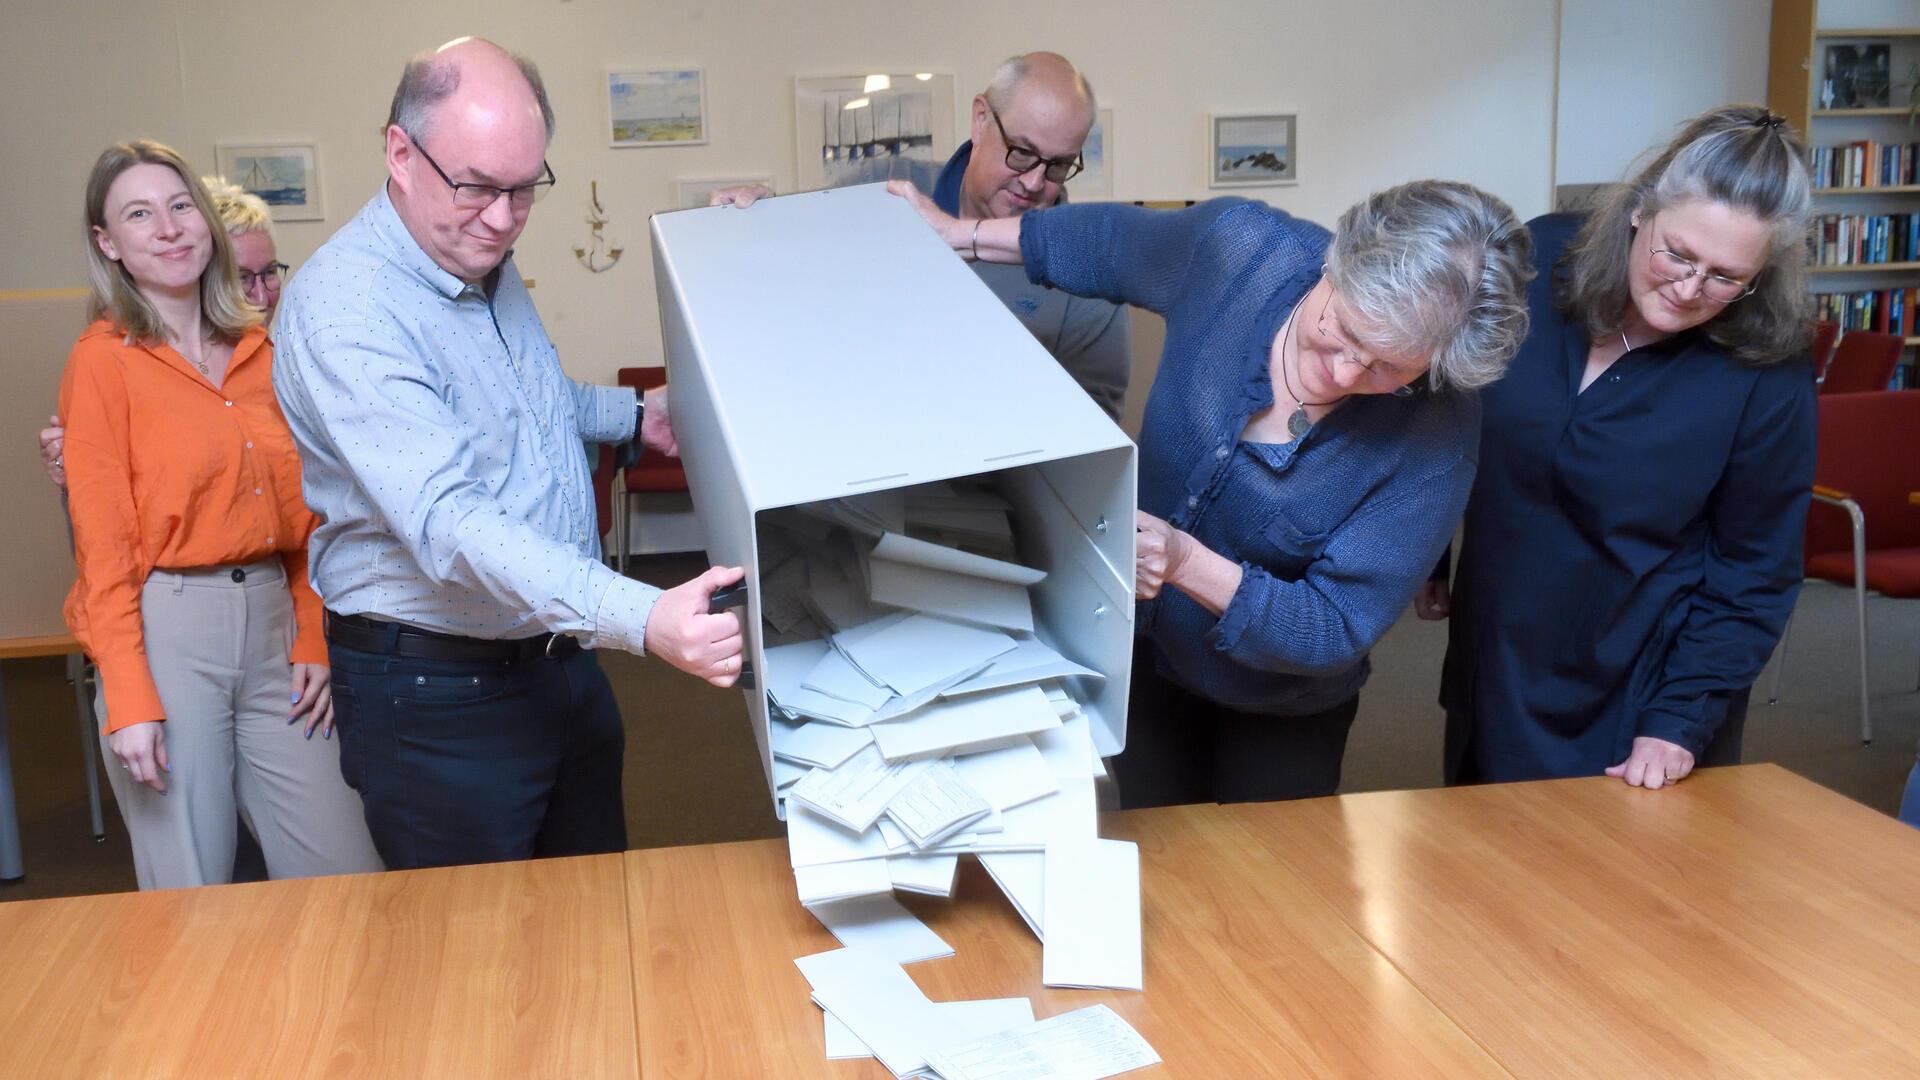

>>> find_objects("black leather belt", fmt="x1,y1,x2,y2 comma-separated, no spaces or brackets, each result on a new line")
324,610,581,663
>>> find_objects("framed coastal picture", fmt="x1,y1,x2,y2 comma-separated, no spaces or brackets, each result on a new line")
676,175,774,209
1209,113,1297,188
1066,108,1113,200
794,73,955,192
609,68,707,148
214,143,323,222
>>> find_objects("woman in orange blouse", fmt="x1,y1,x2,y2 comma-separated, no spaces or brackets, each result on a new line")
63,140,380,889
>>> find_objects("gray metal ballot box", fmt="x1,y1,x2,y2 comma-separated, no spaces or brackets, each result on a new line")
650,183,1136,806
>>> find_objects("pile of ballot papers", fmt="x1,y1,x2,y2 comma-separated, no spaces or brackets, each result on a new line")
753,479,1155,1078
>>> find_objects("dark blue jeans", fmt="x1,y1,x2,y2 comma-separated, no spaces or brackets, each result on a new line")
327,639,627,870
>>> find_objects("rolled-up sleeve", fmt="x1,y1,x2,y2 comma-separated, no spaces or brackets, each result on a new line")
571,379,639,444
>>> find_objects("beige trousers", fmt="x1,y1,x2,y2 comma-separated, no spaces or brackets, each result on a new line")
98,559,384,889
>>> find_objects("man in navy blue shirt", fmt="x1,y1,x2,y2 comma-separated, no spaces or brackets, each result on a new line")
930,53,1130,420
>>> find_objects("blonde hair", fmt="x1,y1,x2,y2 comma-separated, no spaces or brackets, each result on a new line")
82,140,259,347
1558,105,1812,364
200,175,275,241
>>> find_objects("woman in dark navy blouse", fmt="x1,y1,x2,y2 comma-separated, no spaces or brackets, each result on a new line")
892,179,1533,805
1422,106,1816,789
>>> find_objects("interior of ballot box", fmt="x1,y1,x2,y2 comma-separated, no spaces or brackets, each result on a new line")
747,451,1132,811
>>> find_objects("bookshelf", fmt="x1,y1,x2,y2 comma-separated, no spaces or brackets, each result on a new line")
1772,0,1920,388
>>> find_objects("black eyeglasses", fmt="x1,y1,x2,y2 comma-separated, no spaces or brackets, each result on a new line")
238,262,289,291
987,104,1083,184
411,137,556,211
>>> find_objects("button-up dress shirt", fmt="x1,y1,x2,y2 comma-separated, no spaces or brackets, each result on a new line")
272,185,654,650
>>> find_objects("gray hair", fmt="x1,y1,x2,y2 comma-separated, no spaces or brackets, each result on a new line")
983,54,1098,128
1559,104,1812,364
1325,179,1534,392
385,46,556,145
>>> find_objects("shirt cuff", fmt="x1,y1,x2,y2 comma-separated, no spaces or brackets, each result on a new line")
585,564,663,656
583,385,641,444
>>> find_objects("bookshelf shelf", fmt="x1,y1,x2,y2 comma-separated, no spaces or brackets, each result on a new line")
1811,262,1920,273
1813,107,1915,118
1814,27,1920,39
1814,185,1920,195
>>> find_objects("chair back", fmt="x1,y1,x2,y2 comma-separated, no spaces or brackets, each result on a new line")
1820,331,1904,394
589,443,615,538
1808,390,1920,561
1810,320,1840,380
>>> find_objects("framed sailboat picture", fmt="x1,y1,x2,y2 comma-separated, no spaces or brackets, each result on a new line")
215,143,324,222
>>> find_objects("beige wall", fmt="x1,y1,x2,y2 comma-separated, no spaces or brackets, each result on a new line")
4,0,1560,392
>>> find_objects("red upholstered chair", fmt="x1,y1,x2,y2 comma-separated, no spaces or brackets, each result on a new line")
613,366,689,573
589,442,616,552
1810,320,1840,381
1768,390,1920,743
1819,330,1904,395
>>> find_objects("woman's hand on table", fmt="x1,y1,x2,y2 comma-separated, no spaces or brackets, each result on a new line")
1605,736,1696,790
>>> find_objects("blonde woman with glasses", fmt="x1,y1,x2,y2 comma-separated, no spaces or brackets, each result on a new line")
61,140,380,888
1423,106,1817,792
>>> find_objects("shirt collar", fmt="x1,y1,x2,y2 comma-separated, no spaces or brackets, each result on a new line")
366,181,496,301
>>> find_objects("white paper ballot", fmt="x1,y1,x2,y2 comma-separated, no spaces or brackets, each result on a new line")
787,802,894,868
764,638,831,703
802,646,894,710
805,892,953,964
870,560,1036,633
770,718,873,769
941,639,1104,698
889,853,959,897
793,947,947,1077
1032,713,1098,779
979,851,1046,938
885,762,993,849
795,857,894,905
951,738,1059,811
922,1004,1160,1080
836,614,1017,697
773,757,808,790
788,744,937,832
870,685,1061,762
1041,840,1142,991
824,997,1034,1061
871,531,1045,583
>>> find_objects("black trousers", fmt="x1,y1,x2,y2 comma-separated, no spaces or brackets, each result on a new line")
1113,640,1361,809
327,636,627,871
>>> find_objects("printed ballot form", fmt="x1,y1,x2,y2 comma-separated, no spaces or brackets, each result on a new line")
653,182,1149,1077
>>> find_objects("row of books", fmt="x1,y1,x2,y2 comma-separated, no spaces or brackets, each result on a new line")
1809,214,1920,265
1815,287,1919,336
1810,141,1920,190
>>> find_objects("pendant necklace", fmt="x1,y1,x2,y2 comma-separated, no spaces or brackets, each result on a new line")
1275,291,1348,440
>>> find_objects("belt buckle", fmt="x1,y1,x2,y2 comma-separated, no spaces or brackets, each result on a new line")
544,633,573,659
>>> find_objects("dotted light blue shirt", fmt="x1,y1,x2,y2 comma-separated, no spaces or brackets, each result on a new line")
272,184,657,650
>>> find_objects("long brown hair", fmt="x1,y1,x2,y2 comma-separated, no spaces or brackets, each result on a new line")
1557,105,1811,364
83,140,259,347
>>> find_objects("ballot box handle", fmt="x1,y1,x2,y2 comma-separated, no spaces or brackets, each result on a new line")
709,582,756,690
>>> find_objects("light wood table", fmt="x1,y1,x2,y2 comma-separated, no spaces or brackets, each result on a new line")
0,854,638,1079
4,765,1917,1077
627,765,1920,1078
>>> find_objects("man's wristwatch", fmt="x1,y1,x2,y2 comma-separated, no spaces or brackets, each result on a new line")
633,394,645,442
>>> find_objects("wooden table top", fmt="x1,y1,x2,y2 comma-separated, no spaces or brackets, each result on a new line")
0,853,638,1079
3,764,1916,1078
0,632,81,661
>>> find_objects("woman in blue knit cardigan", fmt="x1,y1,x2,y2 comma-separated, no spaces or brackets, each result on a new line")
893,179,1533,805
